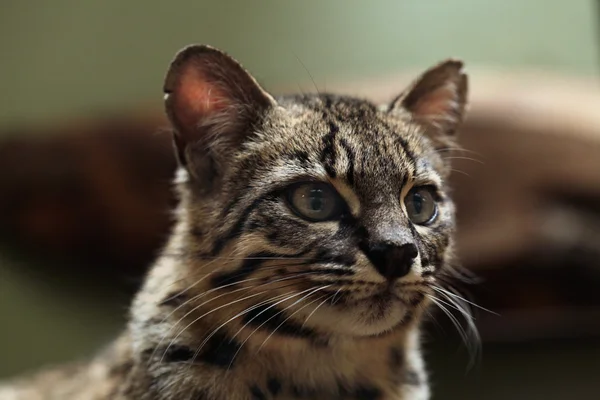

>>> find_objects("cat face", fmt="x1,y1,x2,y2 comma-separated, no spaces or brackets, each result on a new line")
164,45,467,337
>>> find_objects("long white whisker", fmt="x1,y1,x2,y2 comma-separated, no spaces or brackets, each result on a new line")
151,270,319,363
225,285,330,367
426,294,474,320
160,290,269,363
301,293,332,329
429,296,470,348
256,292,329,353
432,286,498,315
182,291,295,371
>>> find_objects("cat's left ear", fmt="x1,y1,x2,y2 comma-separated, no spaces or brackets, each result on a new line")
163,45,277,191
389,59,467,139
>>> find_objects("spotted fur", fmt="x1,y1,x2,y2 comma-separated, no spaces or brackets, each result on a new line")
0,45,469,400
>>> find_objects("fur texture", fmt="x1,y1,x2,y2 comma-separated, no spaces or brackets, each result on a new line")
0,45,468,400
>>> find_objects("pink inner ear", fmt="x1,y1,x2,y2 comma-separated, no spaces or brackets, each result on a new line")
413,83,456,119
174,64,230,132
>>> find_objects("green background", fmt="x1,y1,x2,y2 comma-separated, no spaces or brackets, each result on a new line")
1,1,599,398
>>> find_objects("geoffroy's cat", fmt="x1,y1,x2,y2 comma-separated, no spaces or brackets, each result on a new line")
0,45,469,400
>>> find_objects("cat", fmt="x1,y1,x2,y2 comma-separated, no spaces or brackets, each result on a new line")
0,44,468,400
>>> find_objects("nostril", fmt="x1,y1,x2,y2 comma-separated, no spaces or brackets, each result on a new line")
366,242,418,281
398,243,418,263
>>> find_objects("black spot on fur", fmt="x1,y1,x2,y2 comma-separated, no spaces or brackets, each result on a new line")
390,347,404,369
242,303,320,340
194,389,210,399
190,226,204,238
210,253,268,287
197,331,243,368
250,385,267,400
267,378,282,396
211,249,310,288
162,345,195,363
403,310,415,325
354,385,382,400
291,150,311,166
409,292,425,306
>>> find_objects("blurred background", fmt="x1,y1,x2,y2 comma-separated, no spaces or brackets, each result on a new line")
1,1,600,399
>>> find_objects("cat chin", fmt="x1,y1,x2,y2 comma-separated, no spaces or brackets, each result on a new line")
304,298,411,337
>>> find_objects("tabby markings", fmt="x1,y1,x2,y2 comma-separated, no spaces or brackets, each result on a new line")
159,331,243,368
242,303,321,340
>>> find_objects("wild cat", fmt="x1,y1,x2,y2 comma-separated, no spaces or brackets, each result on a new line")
0,45,470,400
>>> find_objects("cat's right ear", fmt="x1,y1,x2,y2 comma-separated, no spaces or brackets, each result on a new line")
389,59,468,143
163,45,276,191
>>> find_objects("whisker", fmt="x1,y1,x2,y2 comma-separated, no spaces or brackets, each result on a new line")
182,290,296,370
222,285,330,368
152,271,316,364
431,286,498,315
256,293,329,353
301,293,332,329
441,156,484,164
230,285,330,344
426,294,473,321
161,290,269,363
161,254,318,261
428,296,470,348
428,294,481,369
292,51,320,95
449,168,470,178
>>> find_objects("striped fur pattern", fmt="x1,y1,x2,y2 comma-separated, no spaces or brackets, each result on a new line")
0,45,468,400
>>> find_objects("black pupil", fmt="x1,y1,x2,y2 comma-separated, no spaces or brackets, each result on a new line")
309,189,325,211
412,192,424,214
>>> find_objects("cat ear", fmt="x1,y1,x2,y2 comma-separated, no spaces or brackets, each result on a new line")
163,44,276,189
390,59,467,139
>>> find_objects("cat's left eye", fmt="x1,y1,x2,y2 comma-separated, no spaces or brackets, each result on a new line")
285,182,344,222
404,186,438,225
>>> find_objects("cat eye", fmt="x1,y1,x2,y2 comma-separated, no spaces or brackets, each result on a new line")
404,186,438,225
285,182,344,222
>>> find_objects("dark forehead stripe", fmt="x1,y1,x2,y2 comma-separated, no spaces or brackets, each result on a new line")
320,120,339,178
394,134,418,171
338,137,356,186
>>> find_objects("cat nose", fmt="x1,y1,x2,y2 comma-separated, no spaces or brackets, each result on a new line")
366,242,418,281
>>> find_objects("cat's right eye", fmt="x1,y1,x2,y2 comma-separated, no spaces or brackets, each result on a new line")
285,182,345,222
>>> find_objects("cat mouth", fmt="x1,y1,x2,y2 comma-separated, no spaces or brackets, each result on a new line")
344,287,401,309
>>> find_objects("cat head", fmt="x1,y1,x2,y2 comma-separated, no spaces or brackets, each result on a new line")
163,45,467,337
